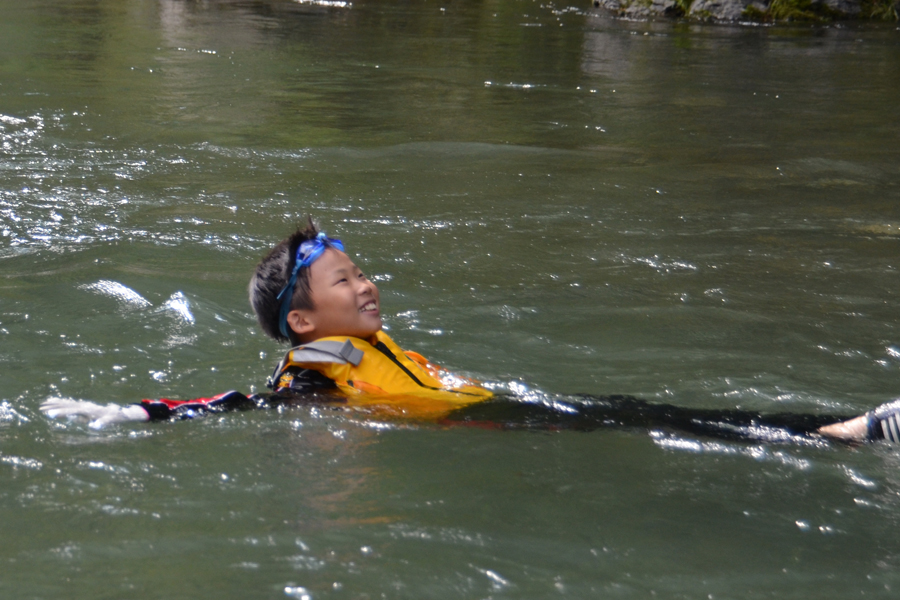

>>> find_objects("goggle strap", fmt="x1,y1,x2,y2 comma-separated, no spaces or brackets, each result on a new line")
276,233,344,338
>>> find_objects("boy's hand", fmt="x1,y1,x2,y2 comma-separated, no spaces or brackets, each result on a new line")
40,398,150,429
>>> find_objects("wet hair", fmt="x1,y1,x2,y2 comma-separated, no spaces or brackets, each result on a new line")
249,217,320,343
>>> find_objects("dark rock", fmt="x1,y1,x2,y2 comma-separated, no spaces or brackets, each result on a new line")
818,0,862,15
593,0,881,21
688,0,751,19
595,0,681,17
623,1,654,17
593,0,623,11
652,0,685,15
746,1,768,12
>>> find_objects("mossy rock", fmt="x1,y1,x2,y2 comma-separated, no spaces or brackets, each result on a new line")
767,0,823,20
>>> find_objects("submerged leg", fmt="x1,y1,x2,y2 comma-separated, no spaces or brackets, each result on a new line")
820,399,900,443
444,394,852,444
817,415,869,441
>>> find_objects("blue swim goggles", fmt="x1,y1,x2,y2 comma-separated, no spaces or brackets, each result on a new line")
277,232,344,338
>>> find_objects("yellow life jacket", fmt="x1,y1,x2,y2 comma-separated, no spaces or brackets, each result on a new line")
270,331,493,420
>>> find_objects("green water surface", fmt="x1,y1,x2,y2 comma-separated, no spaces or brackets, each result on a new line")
2,1,900,598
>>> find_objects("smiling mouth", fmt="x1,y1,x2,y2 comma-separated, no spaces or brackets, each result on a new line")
359,301,378,313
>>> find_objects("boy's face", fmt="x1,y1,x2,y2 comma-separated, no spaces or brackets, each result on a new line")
288,248,382,342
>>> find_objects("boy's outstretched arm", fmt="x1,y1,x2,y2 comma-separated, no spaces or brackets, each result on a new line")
138,391,258,420
41,398,151,428
41,391,256,428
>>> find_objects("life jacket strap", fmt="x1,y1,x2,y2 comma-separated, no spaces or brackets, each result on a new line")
268,338,364,389
289,338,364,366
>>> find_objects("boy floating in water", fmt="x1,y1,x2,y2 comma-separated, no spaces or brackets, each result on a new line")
41,220,900,444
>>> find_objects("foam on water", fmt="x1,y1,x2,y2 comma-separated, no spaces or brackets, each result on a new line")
79,280,152,309
159,291,195,324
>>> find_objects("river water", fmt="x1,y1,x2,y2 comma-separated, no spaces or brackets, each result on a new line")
2,0,900,597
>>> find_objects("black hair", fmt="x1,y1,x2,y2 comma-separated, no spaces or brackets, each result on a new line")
249,217,320,343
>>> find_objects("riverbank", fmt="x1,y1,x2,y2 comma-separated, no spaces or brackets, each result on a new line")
593,0,898,22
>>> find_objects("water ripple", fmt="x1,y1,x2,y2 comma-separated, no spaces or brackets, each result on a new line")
79,280,152,309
